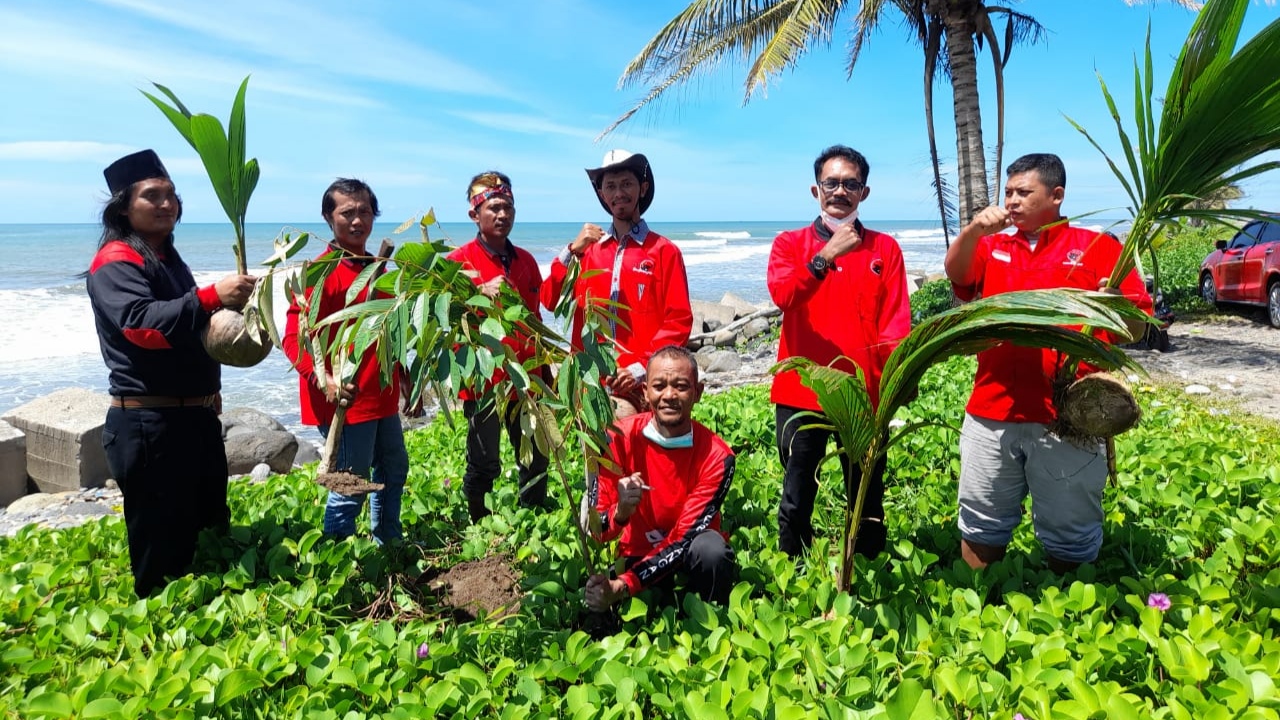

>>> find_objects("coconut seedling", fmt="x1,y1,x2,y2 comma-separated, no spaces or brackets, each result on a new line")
142,76,272,367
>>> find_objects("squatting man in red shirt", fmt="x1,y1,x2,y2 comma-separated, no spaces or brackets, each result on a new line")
768,145,911,563
944,153,1152,573
582,346,738,611
541,150,693,419
447,172,550,522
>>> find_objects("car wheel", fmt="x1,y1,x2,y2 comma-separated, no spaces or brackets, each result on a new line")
1269,280,1280,329
1200,272,1222,309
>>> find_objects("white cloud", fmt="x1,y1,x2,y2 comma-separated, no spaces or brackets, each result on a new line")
448,111,595,139
0,141,137,162
87,0,522,102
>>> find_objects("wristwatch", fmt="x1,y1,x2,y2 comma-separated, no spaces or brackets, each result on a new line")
808,254,832,279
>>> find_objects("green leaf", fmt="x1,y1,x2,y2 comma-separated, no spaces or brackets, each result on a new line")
24,692,73,718
215,669,265,706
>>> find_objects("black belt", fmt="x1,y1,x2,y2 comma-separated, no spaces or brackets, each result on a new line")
110,394,218,409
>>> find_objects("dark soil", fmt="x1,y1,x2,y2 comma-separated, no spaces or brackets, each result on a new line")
424,554,522,621
315,471,385,496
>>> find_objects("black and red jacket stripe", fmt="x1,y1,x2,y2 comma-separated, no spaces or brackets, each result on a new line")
86,239,222,398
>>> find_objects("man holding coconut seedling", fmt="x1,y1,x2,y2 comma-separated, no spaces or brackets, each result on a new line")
447,171,550,522
583,346,737,611
945,153,1152,573
88,149,258,597
282,178,408,543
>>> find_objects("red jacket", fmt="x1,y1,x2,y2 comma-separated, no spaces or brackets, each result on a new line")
541,222,692,373
447,237,544,400
594,414,735,596
952,223,1153,424
282,249,400,427
768,221,911,410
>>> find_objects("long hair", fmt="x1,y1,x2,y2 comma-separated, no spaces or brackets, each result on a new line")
92,183,184,274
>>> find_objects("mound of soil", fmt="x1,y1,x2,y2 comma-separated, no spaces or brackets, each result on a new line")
426,554,522,621
315,471,385,496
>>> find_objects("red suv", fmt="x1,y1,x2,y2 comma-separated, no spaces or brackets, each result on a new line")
1200,217,1280,328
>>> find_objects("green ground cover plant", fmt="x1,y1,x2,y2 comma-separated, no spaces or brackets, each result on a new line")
3,358,1278,718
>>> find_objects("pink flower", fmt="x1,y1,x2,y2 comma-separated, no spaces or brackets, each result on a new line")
1147,592,1171,611
1014,714,1028,720
443,478,452,488
416,642,430,659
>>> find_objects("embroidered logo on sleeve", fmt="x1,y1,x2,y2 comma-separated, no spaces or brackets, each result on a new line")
992,249,1012,263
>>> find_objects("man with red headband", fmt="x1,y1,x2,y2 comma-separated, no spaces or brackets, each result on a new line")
541,150,692,418
447,171,550,522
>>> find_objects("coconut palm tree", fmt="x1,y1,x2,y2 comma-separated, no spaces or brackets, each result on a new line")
603,1,1198,245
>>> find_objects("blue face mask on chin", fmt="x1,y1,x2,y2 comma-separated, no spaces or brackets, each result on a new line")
642,419,693,449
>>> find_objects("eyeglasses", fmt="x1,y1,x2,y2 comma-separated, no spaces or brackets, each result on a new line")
818,178,865,193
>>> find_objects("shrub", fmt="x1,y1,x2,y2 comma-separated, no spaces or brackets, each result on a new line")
910,279,957,324
1149,224,1233,314
2,371,1278,718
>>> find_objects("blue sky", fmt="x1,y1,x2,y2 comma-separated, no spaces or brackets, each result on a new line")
1,0,1277,225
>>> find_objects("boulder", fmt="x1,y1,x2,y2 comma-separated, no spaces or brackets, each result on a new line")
221,407,287,438
906,272,927,296
690,299,736,332
225,430,298,475
741,317,772,340
6,491,65,514
249,463,272,483
1,388,110,493
718,292,758,319
712,329,739,347
702,351,743,374
0,421,26,508
293,439,322,467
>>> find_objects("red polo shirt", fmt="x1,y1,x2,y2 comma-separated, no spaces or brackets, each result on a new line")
282,249,401,427
767,222,911,410
952,223,1153,424
447,237,544,399
541,226,692,372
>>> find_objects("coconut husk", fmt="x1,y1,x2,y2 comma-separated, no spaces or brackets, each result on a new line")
1053,372,1141,444
203,308,272,368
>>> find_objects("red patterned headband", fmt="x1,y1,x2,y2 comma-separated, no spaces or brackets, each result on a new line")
468,184,513,209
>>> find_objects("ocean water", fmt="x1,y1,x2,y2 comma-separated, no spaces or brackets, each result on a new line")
0,220,950,439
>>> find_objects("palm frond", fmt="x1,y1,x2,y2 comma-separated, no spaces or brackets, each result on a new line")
876,289,1147,422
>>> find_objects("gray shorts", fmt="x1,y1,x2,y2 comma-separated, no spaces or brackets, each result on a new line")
957,413,1107,563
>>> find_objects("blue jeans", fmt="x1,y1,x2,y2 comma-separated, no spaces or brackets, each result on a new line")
317,414,409,543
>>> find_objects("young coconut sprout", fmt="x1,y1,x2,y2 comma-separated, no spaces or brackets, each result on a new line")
1054,0,1280,449
143,77,272,367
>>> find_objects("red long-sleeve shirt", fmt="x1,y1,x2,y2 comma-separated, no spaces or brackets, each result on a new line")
447,236,544,400
541,223,692,373
281,249,400,427
952,223,1153,424
768,221,911,410
594,414,735,596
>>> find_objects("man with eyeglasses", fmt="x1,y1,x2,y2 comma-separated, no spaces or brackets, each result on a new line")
768,145,911,564
542,150,692,418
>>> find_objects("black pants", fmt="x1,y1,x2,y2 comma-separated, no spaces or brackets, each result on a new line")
462,400,549,507
625,530,737,605
775,404,886,558
102,405,229,597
